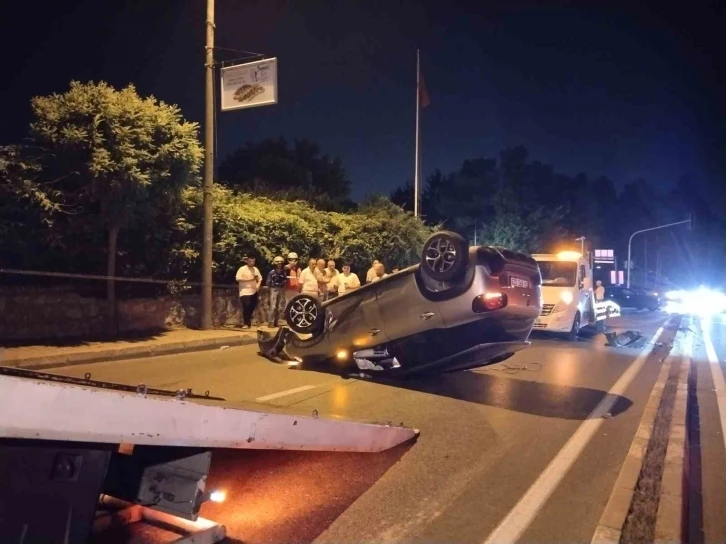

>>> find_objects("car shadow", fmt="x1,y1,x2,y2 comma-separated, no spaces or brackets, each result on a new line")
300,357,632,421
372,370,632,420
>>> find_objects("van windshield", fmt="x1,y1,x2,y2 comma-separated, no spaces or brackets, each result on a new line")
537,261,578,287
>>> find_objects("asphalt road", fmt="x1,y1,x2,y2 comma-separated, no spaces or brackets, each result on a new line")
59,310,677,544
691,313,726,544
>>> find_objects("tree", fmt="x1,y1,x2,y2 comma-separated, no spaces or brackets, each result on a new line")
29,81,203,331
392,147,566,251
218,137,352,209
0,145,73,269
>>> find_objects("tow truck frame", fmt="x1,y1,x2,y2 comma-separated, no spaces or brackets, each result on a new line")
0,366,418,543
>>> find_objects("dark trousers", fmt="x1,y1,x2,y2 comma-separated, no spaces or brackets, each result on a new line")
268,288,284,325
240,293,258,326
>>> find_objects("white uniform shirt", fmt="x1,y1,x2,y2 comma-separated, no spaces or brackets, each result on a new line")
299,267,319,294
235,266,261,296
595,285,605,301
331,272,361,294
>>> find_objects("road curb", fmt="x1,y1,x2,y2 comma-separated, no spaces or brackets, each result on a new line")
653,335,690,543
591,327,679,544
2,335,257,371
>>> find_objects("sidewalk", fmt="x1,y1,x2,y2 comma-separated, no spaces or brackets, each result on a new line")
0,327,267,370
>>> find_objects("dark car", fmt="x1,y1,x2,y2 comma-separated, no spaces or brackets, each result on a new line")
605,285,661,311
257,231,543,377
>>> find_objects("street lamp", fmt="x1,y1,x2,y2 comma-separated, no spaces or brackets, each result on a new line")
626,218,691,288
575,236,586,255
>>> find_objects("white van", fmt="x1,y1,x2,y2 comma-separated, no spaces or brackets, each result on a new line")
531,251,595,339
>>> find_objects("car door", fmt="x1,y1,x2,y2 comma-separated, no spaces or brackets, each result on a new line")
326,283,387,351
376,272,444,342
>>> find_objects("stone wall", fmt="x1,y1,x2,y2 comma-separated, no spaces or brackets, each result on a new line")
0,286,284,342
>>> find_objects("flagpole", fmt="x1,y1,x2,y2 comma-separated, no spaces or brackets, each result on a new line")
414,48,421,218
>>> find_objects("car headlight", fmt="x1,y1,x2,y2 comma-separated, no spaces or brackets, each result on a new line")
552,291,573,313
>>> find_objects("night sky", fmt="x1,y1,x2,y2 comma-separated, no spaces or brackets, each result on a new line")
2,0,724,201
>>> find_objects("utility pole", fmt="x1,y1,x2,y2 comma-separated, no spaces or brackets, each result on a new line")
414,49,421,218
201,0,215,330
644,236,648,288
627,218,691,288
575,236,586,255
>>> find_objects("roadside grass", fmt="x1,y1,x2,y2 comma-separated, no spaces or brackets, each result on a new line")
620,356,682,544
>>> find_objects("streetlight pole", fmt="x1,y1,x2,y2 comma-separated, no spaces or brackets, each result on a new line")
201,0,215,330
626,218,691,288
575,236,585,255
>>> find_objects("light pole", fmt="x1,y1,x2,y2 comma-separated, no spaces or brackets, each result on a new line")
200,0,215,330
626,218,691,288
575,236,586,255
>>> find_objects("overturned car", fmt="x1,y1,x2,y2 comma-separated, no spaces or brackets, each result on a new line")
258,231,543,377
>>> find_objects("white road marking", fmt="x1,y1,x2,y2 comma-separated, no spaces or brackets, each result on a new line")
701,318,726,454
483,325,666,544
255,385,318,402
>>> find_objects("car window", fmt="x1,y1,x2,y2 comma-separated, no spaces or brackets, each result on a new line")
621,288,636,296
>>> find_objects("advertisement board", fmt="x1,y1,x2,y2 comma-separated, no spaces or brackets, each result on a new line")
220,57,278,111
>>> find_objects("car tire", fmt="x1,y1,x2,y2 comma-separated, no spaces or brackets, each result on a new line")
568,311,581,341
284,294,324,335
420,230,469,282
648,304,659,312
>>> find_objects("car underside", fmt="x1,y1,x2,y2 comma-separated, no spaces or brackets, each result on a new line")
257,231,543,377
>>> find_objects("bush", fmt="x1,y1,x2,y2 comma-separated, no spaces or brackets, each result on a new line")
173,187,431,280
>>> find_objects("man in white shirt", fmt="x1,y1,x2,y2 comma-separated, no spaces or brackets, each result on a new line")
316,259,329,301
366,259,380,283
370,262,388,283
236,255,262,329
299,258,320,298
595,280,606,301
329,263,360,296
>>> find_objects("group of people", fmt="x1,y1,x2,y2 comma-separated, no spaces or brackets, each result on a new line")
235,252,397,329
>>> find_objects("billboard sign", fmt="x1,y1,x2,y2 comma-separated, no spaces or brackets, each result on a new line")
220,57,278,112
594,249,614,263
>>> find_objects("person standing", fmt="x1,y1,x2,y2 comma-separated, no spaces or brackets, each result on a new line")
594,280,607,332
370,262,388,283
266,256,287,327
329,263,360,296
366,259,380,284
299,258,320,298
284,251,302,304
325,259,339,281
595,280,605,302
236,255,262,329
324,259,339,299
316,259,329,301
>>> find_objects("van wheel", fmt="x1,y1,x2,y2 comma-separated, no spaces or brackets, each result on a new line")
568,312,581,341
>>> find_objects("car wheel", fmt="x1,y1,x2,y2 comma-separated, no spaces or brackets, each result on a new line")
568,311,581,341
420,230,469,282
648,304,659,312
285,294,324,335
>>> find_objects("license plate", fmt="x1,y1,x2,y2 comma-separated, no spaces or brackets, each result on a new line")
510,276,530,289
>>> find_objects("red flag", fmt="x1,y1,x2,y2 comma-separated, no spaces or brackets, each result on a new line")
419,68,431,109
